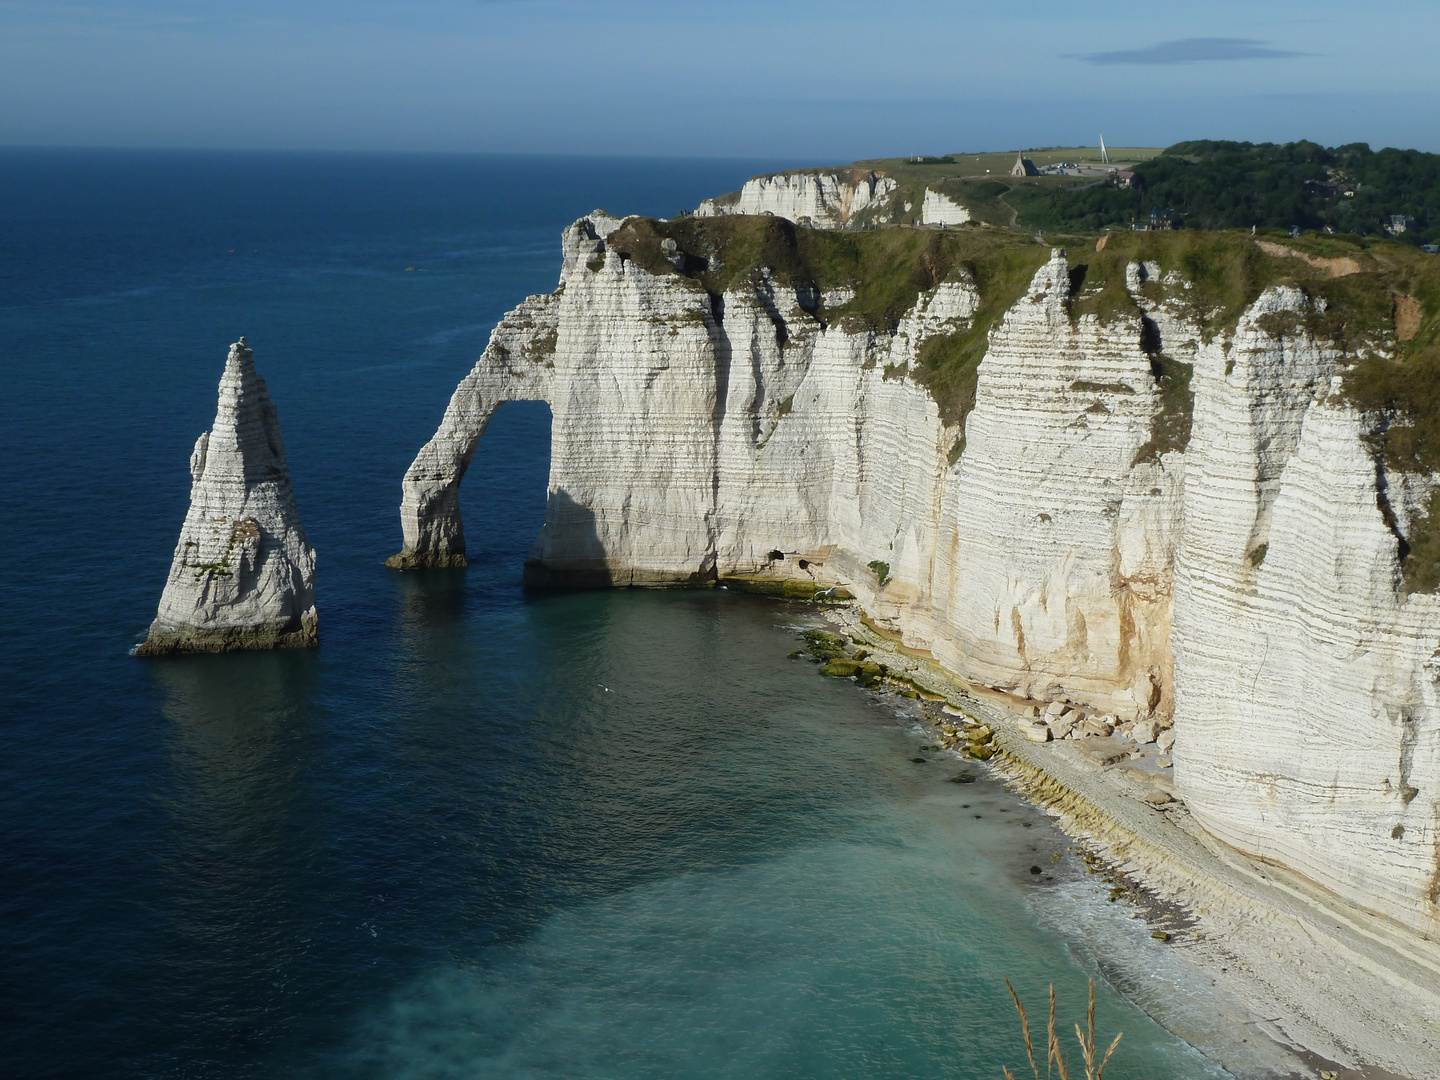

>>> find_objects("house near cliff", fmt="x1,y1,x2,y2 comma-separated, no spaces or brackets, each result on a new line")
1010,153,1039,178
1129,208,1174,232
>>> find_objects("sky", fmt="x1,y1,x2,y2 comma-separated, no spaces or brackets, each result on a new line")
2,0,1438,159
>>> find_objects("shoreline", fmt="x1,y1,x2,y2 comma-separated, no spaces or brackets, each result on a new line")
813,602,1440,1080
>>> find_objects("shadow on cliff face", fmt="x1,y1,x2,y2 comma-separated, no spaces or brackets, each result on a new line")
523,488,613,589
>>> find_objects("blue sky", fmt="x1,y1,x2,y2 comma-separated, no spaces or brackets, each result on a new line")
2,0,1437,158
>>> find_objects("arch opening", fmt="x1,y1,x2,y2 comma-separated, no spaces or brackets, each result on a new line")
388,398,552,571
458,400,553,577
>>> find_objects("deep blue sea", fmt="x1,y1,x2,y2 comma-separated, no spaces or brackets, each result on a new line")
2,150,1251,1079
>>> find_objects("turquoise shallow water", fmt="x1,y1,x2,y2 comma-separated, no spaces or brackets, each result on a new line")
2,150,1236,1078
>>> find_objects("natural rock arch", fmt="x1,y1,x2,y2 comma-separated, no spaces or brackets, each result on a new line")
387,296,557,569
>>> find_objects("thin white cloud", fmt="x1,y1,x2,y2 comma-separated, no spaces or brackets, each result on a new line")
1074,37,1308,65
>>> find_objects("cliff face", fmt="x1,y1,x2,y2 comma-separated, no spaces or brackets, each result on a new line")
920,189,971,227
140,339,317,655
1172,295,1440,932
394,216,1440,938
695,170,896,228
922,255,1179,719
693,170,972,230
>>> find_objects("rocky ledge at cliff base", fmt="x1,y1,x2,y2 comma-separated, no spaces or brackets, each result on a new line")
137,338,317,656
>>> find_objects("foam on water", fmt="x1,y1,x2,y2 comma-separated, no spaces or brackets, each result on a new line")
1030,852,1309,1077
338,706,1231,1080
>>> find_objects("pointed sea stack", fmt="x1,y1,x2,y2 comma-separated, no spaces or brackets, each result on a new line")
137,339,318,656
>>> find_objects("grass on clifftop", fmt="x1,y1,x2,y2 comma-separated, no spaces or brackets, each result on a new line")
607,214,1046,329
1332,244,1440,474
606,215,1051,424
605,215,1440,499
1054,230,1308,338
715,140,1440,245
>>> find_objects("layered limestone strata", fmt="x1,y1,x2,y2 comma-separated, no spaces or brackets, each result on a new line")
920,188,971,227
138,339,317,655
695,171,895,228
395,215,1440,937
925,255,1179,720
1171,292,1440,933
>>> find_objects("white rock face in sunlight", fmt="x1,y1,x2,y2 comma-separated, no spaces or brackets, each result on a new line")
139,339,317,655
920,188,971,227
695,171,896,228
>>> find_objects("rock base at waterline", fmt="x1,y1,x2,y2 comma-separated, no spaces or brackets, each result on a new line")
384,551,469,570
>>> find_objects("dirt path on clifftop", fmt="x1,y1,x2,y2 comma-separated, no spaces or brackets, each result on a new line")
996,189,1020,229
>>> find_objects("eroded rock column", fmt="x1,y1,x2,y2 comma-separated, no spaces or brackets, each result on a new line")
138,339,318,655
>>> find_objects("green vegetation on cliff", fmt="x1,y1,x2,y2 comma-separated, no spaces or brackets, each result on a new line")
1008,141,1440,243
605,215,1048,425
1339,250,1440,473
735,140,1440,243
603,216,1440,494
607,214,1047,337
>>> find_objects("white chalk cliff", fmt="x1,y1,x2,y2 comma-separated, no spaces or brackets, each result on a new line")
1171,299,1440,935
395,215,1440,940
140,339,317,655
920,188,971,227
695,170,896,228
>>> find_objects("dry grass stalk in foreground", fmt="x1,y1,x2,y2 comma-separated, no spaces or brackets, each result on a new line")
1003,978,1123,1080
